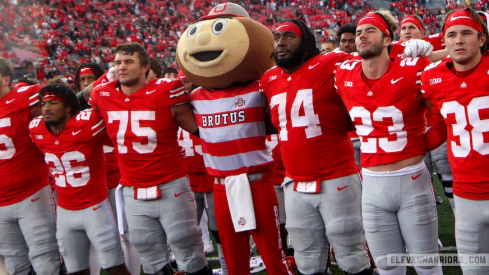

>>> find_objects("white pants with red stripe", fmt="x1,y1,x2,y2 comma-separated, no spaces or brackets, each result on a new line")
362,162,440,273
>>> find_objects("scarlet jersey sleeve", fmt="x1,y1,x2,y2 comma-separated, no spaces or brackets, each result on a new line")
423,33,445,51
421,57,489,200
335,57,430,167
90,79,188,188
389,41,406,59
0,85,50,206
261,53,359,181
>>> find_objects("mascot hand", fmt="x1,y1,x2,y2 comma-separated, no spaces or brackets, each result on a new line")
403,39,433,58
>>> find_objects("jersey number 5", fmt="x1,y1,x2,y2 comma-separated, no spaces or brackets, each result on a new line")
0,118,16,159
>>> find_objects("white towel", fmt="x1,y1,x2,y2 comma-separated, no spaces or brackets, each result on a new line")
225,173,256,232
115,184,128,235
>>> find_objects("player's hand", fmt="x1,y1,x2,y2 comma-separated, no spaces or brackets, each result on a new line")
106,67,116,82
402,39,433,58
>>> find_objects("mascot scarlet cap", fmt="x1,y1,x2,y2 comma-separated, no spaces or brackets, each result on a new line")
176,2,275,89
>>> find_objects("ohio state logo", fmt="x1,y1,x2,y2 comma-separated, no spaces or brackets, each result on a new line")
238,217,246,226
234,98,246,107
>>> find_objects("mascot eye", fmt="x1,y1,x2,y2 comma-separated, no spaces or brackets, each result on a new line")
188,23,201,38
212,19,228,35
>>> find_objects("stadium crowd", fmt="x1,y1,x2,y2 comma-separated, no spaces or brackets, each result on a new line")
2,0,476,85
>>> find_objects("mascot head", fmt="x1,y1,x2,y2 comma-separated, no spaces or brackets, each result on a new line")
177,2,274,89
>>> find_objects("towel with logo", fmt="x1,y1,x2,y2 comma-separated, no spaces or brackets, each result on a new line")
225,173,257,232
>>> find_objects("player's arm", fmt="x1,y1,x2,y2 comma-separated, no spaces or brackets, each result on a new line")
171,103,199,136
77,83,94,110
424,105,447,151
265,108,278,135
428,49,448,62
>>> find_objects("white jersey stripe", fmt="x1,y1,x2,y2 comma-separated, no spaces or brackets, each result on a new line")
93,126,106,137
170,86,186,94
29,99,39,106
92,119,104,130
200,122,266,144
202,150,271,171
169,91,186,99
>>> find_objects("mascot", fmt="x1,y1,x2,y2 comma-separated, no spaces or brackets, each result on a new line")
177,3,292,275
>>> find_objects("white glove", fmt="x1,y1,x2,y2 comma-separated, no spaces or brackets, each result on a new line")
402,39,433,58
106,67,116,82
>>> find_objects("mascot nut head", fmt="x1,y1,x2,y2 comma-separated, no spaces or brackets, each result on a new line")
177,2,274,89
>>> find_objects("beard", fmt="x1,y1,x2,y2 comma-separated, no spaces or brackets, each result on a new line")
358,39,384,59
273,46,304,70
118,75,140,86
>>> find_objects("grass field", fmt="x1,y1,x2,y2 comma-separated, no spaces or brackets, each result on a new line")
101,175,462,275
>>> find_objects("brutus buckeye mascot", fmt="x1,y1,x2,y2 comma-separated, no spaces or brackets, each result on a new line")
177,3,292,275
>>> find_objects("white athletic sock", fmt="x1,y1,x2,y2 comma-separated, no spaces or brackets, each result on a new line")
122,233,142,275
89,244,101,274
217,244,228,275
414,263,443,275
376,265,406,275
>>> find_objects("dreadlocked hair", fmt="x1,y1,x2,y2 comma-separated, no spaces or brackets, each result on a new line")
39,84,81,117
74,63,105,93
286,19,320,61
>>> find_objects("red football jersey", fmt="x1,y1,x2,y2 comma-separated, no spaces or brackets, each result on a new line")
89,78,188,188
260,52,359,181
190,82,274,177
0,84,50,206
421,56,489,200
177,128,213,193
29,109,108,210
335,57,431,167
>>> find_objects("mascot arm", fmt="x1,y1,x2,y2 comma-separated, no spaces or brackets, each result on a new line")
171,102,199,134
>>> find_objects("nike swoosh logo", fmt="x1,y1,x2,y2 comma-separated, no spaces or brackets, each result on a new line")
6,99,15,104
309,63,319,69
450,16,472,21
146,90,156,95
391,77,403,84
174,192,184,197
31,197,41,202
72,130,81,136
397,54,403,57
412,173,422,180
93,206,102,211
337,185,349,191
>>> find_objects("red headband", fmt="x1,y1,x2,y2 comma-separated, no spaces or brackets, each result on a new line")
42,93,66,103
401,16,425,33
275,22,303,37
444,10,483,34
79,67,95,77
358,13,392,38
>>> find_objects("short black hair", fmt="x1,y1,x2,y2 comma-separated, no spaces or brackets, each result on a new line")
337,23,356,42
39,84,80,117
162,66,179,76
74,63,104,93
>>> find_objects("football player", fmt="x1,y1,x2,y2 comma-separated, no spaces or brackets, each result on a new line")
29,84,130,275
260,20,372,275
0,58,61,275
74,63,105,94
335,11,442,275
87,42,211,275
421,8,489,274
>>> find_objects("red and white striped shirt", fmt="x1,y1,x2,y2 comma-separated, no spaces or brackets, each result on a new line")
190,81,273,177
